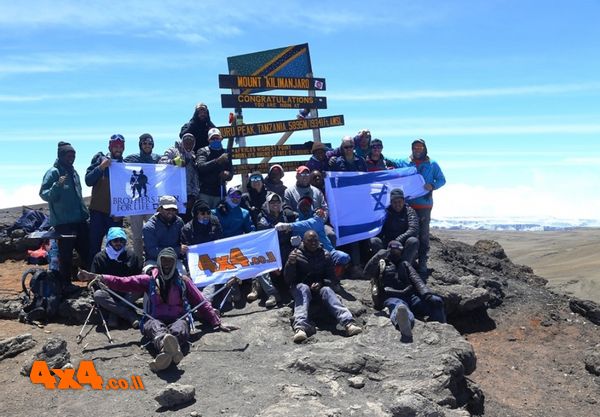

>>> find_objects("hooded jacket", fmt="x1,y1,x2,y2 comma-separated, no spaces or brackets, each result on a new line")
396,140,446,209
91,246,142,277
160,140,200,197
364,252,430,301
240,173,267,226
211,201,255,238
331,154,368,172
39,157,89,226
180,215,223,246
123,138,160,164
101,267,220,325
179,106,216,152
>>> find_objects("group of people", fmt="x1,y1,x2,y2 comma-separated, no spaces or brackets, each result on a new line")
39,102,447,371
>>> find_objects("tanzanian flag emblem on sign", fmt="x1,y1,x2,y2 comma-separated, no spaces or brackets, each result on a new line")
227,43,313,94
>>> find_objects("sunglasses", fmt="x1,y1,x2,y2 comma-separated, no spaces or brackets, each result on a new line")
371,144,383,149
198,209,211,215
298,172,310,177
269,199,281,204
250,176,262,182
229,193,242,199
342,145,354,149
141,140,154,146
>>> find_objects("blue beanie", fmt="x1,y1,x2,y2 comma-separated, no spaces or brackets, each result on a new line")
106,227,127,243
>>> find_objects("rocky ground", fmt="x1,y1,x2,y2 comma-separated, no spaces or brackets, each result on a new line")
1,206,600,416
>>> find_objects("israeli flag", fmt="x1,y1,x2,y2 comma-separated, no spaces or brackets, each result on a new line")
325,168,427,246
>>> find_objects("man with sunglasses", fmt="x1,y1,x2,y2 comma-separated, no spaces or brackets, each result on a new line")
124,133,162,260
365,139,397,171
85,134,126,261
90,227,143,329
284,165,328,214
331,136,368,172
240,171,267,226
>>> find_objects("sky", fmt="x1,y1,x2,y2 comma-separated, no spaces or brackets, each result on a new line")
1,0,599,223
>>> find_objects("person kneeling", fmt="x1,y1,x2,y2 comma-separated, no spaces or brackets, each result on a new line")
365,240,446,343
79,247,233,371
284,230,362,343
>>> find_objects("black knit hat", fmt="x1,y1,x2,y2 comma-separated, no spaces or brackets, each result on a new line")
192,199,211,217
57,141,75,157
390,188,404,201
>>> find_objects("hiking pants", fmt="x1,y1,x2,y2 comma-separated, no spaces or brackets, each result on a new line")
292,283,353,331
143,317,190,351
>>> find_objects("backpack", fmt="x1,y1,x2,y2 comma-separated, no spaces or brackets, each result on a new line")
26,241,49,265
19,268,63,323
8,208,48,234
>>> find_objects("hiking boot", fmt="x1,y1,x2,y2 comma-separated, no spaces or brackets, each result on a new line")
162,334,183,365
293,329,307,343
106,313,120,329
149,352,172,372
246,280,261,302
394,304,413,342
131,319,140,330
265,294,279,308
345,322,363,337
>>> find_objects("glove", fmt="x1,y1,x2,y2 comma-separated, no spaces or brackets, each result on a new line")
275,223,291,232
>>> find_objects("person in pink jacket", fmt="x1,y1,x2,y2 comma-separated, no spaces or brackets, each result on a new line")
78,247,235,371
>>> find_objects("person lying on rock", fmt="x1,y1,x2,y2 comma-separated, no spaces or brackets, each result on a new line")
284,230,362,343
364,240,446,343
78,247,236,371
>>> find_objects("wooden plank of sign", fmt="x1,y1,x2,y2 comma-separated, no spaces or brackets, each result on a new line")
218,74,326,91
233,161,305,175
221,94,327,109
231,143,331,159
216,115,344,138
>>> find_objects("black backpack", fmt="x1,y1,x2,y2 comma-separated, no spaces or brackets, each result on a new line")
20,268,62,323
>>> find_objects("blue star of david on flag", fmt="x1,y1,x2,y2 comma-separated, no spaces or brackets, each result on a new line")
371,184,388,211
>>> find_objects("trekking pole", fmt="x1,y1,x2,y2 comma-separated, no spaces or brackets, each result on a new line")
89,277,156,321
76,281,114,344
177,277,240,322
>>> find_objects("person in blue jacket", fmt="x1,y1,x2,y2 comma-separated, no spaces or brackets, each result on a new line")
396,139,446,279
212,187,256,238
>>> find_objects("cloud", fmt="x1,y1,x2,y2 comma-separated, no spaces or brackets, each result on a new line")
0,184,45,209
0,1,450,43
435,183,600,220
330,82,600,101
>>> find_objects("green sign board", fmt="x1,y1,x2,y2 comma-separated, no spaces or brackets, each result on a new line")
227,43,313,95
221,94,327,109
216,115,344,138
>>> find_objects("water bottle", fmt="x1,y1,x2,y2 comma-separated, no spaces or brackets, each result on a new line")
48,239,60,271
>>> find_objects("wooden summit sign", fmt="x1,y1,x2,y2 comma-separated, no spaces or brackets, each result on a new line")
233,161,306,176
219,74,326,91
231,143,331,159
216,115,344,138
221,94,327,110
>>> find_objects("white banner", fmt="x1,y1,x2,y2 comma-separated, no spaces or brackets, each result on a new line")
109,163,186,216
325,168,428,246
188,229,282,287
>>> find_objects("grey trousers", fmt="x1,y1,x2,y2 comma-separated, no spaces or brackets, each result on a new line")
292,283,353,331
